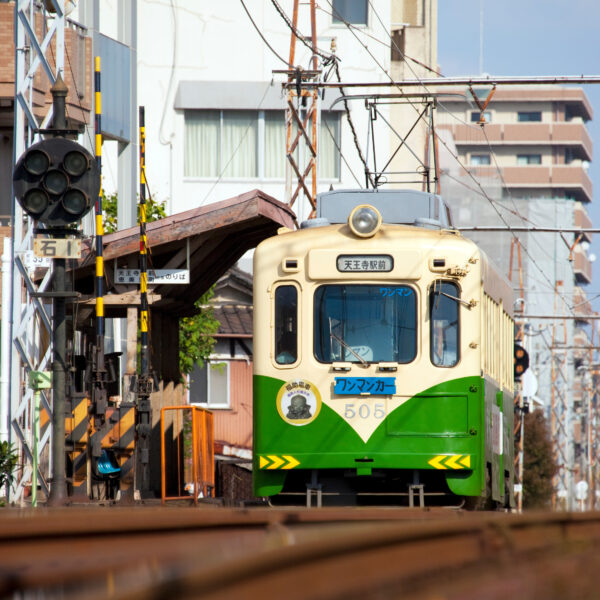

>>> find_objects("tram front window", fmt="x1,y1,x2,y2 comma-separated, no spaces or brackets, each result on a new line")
314,285,417,363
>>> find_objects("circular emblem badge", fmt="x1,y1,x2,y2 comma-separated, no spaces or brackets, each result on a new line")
276,380,322,426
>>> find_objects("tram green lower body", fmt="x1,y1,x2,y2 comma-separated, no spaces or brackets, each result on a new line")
253,374,514,504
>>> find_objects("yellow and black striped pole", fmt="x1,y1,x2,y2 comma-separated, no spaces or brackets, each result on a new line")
139,106,149,378
137,105,151,493
93,56,107,419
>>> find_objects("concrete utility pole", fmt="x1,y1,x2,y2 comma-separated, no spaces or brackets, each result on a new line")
45,78,69,506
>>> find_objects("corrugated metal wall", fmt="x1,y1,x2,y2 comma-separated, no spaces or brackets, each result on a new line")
213,359,253,450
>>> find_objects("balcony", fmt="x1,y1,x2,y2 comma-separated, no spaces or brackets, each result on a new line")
573,286,595,324
439,122,592,160
573,247,593,284
574,203,593,242
468,166,592,203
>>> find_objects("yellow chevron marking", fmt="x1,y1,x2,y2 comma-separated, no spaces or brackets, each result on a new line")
444,455,464,470
281,455,300,470
267,455,284,469
459,455,471,469
428,455,447,470
259,456,269,469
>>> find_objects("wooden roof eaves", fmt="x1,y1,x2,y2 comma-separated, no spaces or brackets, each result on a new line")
80,189,295,264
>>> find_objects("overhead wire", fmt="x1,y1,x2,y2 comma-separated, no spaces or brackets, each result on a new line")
240,0,291,67
340,0,578,313
322,116,363,188
270,0,333,61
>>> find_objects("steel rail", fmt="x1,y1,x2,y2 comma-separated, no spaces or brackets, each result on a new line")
2,508,600,599
0,506,457,597
107,510,600,600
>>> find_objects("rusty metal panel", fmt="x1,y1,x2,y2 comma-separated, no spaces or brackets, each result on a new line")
213,359,253,451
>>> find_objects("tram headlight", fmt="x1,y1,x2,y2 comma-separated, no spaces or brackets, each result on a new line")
348,204,382,238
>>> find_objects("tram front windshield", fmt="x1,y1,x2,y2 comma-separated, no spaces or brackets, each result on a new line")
314,285,417,364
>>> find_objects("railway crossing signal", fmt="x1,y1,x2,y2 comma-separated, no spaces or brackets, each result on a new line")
514,344,530,380
13,137,99,227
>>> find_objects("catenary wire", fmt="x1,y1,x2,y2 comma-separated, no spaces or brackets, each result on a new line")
240,0,291,67
333,0,577,312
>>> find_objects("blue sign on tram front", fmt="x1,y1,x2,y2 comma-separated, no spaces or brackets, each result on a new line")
334,377,396,395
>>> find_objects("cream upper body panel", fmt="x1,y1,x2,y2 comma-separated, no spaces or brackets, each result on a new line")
254,223,483,387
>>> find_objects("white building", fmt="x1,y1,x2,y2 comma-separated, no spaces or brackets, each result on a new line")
81,0,438,229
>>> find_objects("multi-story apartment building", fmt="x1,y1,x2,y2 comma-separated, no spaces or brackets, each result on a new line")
437,86,596,509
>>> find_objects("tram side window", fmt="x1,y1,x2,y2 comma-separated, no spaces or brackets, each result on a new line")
430,281,459,367
275,286,298,365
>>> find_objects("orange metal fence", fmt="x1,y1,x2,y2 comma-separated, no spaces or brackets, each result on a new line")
161,406,214,505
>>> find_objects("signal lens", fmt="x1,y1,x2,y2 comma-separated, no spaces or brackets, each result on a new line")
22,189,49,216
62,189,89,216
348,204,382,238
43,169,69,195
24,150,50,176
63,150,89,177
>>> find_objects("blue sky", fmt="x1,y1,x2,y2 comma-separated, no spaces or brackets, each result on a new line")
438,0,600,300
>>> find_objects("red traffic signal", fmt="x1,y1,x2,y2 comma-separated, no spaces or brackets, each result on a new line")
13,137,99,227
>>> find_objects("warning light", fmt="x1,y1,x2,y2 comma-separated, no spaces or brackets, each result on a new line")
514,344,529,380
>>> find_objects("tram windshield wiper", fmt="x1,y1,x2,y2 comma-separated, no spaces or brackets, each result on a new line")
328,318,367,365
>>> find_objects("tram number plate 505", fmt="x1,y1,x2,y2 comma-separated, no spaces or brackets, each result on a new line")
344,403,386,420
34,238,82,259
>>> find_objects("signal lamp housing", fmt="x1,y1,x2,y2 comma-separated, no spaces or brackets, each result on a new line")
348,204,382,238
63,150,90,177
514,344,530,380
62,189,89,215
23,189,49,216
24,149,50,176
13,137,99,227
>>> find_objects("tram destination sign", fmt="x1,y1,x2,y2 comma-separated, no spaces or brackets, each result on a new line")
334,377,396,395
337,254,393,273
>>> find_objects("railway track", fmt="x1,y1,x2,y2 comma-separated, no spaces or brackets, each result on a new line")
1,506,600,599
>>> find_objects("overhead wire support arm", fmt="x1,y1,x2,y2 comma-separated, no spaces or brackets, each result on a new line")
458,227,600,234
295,75,600,89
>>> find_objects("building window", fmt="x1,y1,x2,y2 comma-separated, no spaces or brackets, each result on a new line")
565,148,575,164
470,111,491,123
470,154,491,166
332,0,368,24
189,361,230,408
185,110,340,180
430,281,459,368
517,154,542,165
517,111,542,122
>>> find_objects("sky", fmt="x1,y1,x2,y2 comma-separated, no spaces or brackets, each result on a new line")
437,0,600,306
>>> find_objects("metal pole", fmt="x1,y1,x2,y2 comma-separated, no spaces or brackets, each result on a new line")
0,238,11,443
93,56,107,428
47,76,68,506
32,388,40,508
137,106,151,494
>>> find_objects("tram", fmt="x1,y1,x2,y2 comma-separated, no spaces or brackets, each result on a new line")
253,189,515,508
